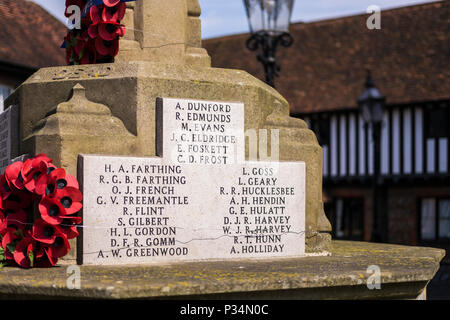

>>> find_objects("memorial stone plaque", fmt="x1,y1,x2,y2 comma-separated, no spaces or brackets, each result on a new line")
156,97,245,165
78,98,306,265
0,105,19,173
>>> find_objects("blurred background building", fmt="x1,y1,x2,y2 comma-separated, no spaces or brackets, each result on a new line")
0,0,65,110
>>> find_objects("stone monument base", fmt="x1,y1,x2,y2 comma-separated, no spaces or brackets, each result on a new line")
0,241,443,300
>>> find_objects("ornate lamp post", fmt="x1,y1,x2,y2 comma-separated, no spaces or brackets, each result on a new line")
358,71,386,243
243,0,295,88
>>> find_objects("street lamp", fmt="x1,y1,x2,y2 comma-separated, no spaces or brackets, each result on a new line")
243,0,295,88
358,70,386,243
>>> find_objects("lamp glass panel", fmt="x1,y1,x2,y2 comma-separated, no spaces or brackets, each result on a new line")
244,0,293,34
243,0,264,33
361,103,372,124
373,102,384,123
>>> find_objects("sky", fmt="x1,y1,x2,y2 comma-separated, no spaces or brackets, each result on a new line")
31,0,437,39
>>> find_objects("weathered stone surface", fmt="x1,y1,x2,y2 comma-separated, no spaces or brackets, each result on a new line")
115,0,210,68
22,83,137,176
0,241,444,299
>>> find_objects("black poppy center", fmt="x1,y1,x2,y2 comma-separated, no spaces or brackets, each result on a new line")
53,237,64,248
61,197,73,209
46,184,55,195
7,194,20,203
103,40,112,48
106,6,118,15
4,210,14,217
61,218,71,227
56,179,67,189
3,182,11,192
47,167,55,175
33,171,41,181
106,24,117,33
43,226,54,238
49,204,60,217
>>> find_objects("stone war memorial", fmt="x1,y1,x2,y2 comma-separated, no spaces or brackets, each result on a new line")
0,0,444,300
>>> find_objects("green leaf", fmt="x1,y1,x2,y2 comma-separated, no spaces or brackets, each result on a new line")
28,251,35,268
13,229,24,238
6,239,19,255
0,262,7,270
0,246,4,261
79,48,85,59
7,243,15,255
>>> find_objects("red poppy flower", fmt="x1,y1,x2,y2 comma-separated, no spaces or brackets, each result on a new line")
43,234,71,266
103,0,121,7
35,256,55,268
0,210,5,232
66,1,125,65
3,210,27,230
80,41,98,64
98,22,125,41
58,216,82,240
87,22,99,39
89,5,125,38
0,154,82,268
102,2,126,22
21,155,55,193
5,161,25,190
13,236,36,269
0,174,13,200
39,197,69,225
1,227,21,260
29,154,52,165
89,19,125,41
1,191,32,211
90,4,103,24
32,218,60,244
56,187,82,215
34,241,47,260
95,37,119,56
35,168,78,197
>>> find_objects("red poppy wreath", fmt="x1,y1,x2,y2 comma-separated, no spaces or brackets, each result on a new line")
0,154,82,268
64,0,127,65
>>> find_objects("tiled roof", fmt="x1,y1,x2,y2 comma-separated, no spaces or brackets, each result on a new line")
0,0,66,70
204,1,450,114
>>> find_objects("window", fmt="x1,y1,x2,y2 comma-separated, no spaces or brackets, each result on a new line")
311,115,330,146
334,197,364,240
424,107,450,139
0,85,12,112
439,200,450,239
420,198,450,242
